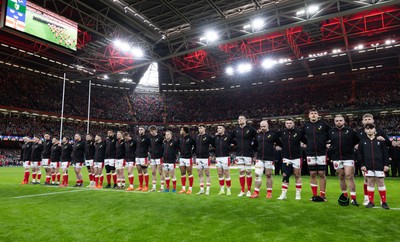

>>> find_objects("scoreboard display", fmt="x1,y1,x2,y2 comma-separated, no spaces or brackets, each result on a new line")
2,0,78,51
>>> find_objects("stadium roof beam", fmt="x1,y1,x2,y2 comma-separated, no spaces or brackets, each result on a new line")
205,0,227,19
98,0,163,42
340,16,354,70
103,0,400,73
159,0,192,26
283,27,313,75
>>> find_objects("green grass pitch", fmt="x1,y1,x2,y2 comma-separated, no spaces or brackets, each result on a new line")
0,167,399,242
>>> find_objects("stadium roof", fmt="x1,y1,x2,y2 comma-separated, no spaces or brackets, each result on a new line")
0,0,399,91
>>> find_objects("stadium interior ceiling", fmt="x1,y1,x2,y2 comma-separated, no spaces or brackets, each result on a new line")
0,0,399,92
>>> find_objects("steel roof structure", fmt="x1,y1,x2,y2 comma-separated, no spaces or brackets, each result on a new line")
0,0,399,91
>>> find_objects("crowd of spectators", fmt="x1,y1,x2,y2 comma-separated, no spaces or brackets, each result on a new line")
0,149,21,166
0,69,399,124
0,71,134,121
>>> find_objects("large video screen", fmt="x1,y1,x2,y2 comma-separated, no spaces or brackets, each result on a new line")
4,0,78,51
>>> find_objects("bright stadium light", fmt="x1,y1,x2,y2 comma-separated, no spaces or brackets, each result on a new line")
237,63,252,74
131,47,144,57
296,9,306,16
252,18,265,30
307,5,319,14
385,39,395,45
262,59,276,69
113,39,122,46
120,42,131,52
204,30,219,42
354,44,364,50
226,66,234,75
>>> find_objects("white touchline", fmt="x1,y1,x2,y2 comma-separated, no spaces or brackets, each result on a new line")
13,190,84,199
372,207,400,210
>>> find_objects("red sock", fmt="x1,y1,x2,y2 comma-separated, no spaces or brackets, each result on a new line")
106,173,111,184
172,180,176,190
100,175,104,185
188,175,194,187
95,176,99,186
32,173,37,180
219,178,224,187
56,173,60,182
166,178,170,189
350,192,357,201
320,190,326,197
254,189,260,195
343,191,348,197
181,177,186,187
368,190,374,203
296,183,302,190
37,173,41,180
138,174,143,187
144,174,149,187
129,176,134,185
51,174,55,182
311,184,318,196
66,174,69,185
112,174,117,185
364,182,368,196
46,176,50,183
246,176,252,192
378,187,387,203
226,179,231,188
89,174,93,182
239,176,245,192
24,171,30,182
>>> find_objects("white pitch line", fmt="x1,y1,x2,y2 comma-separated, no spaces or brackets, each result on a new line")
13,190,84,199
372,207,400,210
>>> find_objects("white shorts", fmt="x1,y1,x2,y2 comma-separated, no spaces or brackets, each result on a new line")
126,161,136,167
150,158,163,166
115,159,126,169
94,162,104,169
49,162,60,169
255,160,274,176
179,158,193,167
365,170,385,178
162,163,176,171
333,160,355,170
307,156,327,166
31,161,41,168
61,162,70,169
236,156,252,166
216,157,231,170
23,161,31,168
73,162,84,168
196,158,210,169
136,157,149,167
105,159,115,167
85,159,94,167
282,158,302,169
41,159,50,167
